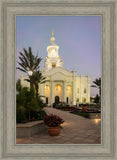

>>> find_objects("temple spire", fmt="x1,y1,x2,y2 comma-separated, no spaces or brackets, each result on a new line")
52,29,54,37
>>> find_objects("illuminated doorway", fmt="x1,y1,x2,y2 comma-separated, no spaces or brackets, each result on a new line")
54,84,62,102
55,96,59,103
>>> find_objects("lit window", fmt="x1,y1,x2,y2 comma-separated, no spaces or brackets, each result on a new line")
77,98,79,102
84,89,86,93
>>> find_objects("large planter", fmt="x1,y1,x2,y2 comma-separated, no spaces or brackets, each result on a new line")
48,126,60,136
82,106,87,112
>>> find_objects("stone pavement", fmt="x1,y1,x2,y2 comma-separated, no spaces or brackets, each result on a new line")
16,107,101,144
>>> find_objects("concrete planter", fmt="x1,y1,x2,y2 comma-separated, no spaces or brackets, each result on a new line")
16,120,47,138
89,113,101,119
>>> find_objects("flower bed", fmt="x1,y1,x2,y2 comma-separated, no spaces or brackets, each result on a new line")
56,106,100,113
55,106,101,119
55,106,77,111
53,102,70,108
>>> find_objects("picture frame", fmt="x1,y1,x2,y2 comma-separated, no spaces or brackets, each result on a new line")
0,0,116,160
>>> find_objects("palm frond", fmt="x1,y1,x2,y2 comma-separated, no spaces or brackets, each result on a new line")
23,48,29,59
91,85,97,88
24,79,30,82
19,52,30,69
18,62,28,71
16,67,27,73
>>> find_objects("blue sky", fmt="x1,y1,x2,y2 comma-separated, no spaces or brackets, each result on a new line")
16,16,101,97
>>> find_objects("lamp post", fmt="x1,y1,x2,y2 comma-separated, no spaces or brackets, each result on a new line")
28,70,33,89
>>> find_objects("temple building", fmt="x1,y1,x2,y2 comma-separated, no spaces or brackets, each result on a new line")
21,30,91,106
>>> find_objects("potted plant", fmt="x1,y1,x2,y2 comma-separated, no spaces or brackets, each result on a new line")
43,114,64,136
82,104,87,112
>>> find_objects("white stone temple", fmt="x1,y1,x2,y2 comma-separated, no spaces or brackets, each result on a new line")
21,30,91,106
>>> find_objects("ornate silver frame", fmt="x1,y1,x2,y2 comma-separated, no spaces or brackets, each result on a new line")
0,0,117,160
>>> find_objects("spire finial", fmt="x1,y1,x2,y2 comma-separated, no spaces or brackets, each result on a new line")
50,29,55,44
52,29,54,37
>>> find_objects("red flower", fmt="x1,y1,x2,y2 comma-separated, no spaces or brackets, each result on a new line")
43,114,64,127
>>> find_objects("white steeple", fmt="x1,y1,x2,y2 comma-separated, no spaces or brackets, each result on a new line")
44,30,63,71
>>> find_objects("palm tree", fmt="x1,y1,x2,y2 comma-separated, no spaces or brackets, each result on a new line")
17,47,42,74
25,71,46,98
91,77,101,105
33,71,46,98
17,48,46,121
17,47,46,90
91,77,101,96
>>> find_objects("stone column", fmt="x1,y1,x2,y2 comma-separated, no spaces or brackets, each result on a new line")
72,81,76,105
40,83,45,102
63,81,66,102
80,76,82,103
51,81,54,107
87,76,91,103
72,72,76,105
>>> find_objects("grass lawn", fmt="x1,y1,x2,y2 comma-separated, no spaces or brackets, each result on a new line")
58,108,70,111
70,112,90,118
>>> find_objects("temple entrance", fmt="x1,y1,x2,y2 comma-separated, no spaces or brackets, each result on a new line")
54,84,62,102
46,97,48,104
55,96,59,103
66,97,68,103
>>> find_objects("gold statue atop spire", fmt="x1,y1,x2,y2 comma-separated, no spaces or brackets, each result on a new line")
52,29,54,37
50,29,55,43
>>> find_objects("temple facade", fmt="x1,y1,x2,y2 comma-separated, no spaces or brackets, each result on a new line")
21,30,91,106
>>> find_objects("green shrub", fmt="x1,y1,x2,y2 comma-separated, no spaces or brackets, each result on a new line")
71,112,90,118
37,97,47,110
16,105,26,123
53,102,70,108
16,79,47,123
37,110,47,120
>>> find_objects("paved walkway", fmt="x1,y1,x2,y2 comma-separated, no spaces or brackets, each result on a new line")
16,107,101,144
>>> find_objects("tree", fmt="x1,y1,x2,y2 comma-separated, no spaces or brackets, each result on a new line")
16,47,47,122
17,47,46,95
16,79,35,122
17,47,42,74
91,77,101,96
16,79,22,93
25,71,46,98
94,94,100,104
91,77,101,105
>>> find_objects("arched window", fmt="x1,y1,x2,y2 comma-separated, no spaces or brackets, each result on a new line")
84,88,86,93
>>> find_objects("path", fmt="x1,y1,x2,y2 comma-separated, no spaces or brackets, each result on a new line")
16,107,101,144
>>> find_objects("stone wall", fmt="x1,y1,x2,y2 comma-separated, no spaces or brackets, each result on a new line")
16,121,47,138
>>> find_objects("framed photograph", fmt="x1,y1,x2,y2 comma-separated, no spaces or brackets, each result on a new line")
16,15,101,144
0,0,117,160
